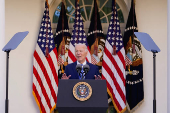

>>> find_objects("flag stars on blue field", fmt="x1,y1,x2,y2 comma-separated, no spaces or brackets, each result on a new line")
74,38,77,41
38,39,41,42
116,37,119,40
108,37,111,40
79,38,82,41
106,5,123,53
43,34,46,38
42,39,45,42
70,1,88,46
79,33,82,36
50,45,53,49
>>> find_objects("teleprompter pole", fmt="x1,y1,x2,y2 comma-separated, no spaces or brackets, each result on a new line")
5,50,10,113
152,50,157,113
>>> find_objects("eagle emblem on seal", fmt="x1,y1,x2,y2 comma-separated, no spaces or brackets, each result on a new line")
73,82,92,101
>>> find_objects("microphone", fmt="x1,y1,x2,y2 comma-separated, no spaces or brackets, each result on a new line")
83,64,90,75
76,64,82,75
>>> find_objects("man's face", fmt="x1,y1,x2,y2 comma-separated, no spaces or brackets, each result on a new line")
75,45,87,64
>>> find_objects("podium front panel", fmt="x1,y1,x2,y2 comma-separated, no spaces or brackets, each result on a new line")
57,79,108,113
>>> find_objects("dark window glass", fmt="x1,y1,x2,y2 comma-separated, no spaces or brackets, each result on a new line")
53,0,124,23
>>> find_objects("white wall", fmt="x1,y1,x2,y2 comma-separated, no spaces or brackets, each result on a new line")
5,0,44,113
167,0,170,113
4,0,167,113
0,0,5,113
134,0,167,113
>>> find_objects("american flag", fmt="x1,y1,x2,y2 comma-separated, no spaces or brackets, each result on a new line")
68,0,91,64
101,0,126,112
32,1,58,113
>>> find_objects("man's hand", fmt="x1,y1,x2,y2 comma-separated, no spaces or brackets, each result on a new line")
61,73,71,79
94,75,102,80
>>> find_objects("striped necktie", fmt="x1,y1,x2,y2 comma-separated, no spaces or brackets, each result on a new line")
79,64,84,79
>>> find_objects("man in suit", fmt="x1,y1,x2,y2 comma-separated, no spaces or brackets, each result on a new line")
61,43,101,79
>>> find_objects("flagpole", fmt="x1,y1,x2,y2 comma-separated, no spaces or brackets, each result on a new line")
94,0,98,56
132,0,135,53
113,0,116,55
61,1,65,71
94,0,97,42
76,0,78,44
45,0,49,57
46,0,49,8
62,1,64,38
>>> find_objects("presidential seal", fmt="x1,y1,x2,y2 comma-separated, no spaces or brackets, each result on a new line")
73,82,92,101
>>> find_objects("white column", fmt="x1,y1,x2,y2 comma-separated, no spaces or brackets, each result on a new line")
168,0,170,113
0,0,5,113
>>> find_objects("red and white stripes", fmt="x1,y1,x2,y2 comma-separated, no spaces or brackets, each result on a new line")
33,45,58,113
102,40,126,112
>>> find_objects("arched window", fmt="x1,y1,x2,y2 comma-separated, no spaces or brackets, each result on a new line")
51,0,128,36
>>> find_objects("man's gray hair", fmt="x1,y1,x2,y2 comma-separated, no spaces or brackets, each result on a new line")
75,43,87,51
